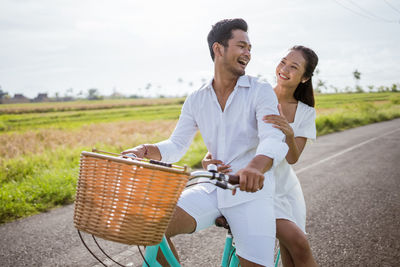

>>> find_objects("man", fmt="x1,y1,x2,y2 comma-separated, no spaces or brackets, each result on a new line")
122,18,288,266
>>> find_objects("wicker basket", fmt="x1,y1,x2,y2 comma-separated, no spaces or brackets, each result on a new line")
73,151,190,246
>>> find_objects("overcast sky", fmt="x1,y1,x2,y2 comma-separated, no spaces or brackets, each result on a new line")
1,0,399,98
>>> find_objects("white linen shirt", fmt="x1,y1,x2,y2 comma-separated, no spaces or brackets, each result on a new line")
156,75,288,208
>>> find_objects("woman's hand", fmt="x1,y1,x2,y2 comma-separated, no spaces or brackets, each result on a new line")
202,152,231,173
263,104,294,138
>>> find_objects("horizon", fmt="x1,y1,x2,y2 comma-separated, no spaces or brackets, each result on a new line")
1,0,399,98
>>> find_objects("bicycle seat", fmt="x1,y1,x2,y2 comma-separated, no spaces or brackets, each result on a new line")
215,216,230,229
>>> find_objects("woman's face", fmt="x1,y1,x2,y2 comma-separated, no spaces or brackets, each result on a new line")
275,50,307,88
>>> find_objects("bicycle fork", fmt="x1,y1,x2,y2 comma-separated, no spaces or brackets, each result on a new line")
221,232,240,267
143,236,181,267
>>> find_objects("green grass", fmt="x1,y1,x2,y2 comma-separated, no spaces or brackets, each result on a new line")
316,102,400,135
0,98,185,114
0,92,399,224
315,92,395,109
0,104,182,132
0,148,80,223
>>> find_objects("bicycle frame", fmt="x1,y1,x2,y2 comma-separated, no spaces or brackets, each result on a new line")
142,236,180,267
142,233,280,267
221,232,240,267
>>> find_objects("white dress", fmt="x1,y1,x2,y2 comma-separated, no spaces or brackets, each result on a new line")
274,101,316,233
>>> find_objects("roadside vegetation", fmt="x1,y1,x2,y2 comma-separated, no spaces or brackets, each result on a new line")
0,92,399,223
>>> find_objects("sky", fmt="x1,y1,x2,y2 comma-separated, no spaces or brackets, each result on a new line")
1,0,399,98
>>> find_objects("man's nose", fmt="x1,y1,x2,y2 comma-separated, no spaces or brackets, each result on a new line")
244,48,251,57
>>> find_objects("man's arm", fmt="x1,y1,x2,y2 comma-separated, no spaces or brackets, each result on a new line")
236,155,272,192
255,83,289,168
236,83,288,193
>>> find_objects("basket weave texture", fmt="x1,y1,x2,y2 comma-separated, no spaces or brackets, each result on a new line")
74,151,189,245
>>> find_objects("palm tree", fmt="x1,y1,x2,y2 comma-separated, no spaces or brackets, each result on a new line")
353,69,363,92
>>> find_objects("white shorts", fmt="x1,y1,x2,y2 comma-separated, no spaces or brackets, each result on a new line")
177,185,276,267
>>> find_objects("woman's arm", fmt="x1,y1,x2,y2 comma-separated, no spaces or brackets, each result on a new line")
263,104,307,164
201,152,231,173
283,135,307,164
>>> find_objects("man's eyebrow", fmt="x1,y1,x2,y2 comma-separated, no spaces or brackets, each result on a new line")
238,40,252,48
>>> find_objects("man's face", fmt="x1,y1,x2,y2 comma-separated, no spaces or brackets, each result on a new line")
220,29,251,77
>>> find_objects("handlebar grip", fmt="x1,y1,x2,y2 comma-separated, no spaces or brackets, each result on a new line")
228,175,240,185
149,159,172,168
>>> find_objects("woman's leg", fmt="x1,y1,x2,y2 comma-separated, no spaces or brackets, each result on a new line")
276,219,318,267
279,243,294,267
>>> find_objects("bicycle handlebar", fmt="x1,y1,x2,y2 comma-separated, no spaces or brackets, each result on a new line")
122,153,239,191
190,168,240,190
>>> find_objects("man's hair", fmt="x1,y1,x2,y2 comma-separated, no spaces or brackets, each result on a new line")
207,18,248,61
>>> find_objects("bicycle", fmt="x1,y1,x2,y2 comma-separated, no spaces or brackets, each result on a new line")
74,150,280,267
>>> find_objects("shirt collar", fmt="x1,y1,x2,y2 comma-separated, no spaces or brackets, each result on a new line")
205,75,251,90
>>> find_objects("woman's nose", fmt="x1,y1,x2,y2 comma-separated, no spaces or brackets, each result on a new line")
280,65,289,74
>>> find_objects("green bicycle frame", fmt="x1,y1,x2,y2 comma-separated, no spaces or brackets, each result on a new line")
142,236,180,267
221,233,239,266
143,234,280,267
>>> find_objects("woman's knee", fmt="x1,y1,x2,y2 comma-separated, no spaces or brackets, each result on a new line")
290,233,311,258
277,220,311,261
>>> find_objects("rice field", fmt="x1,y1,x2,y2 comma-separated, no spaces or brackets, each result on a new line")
0,92,399,223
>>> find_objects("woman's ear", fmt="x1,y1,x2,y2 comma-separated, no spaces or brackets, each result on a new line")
302,77,310,84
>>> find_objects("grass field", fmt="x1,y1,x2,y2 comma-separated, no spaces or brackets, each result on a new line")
1,92,399,223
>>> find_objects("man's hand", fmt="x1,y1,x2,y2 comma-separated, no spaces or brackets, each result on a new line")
236,166,265,193
121,144,148,158
121,144,162,160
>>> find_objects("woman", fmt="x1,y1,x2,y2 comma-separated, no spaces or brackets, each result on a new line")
203,45,319,266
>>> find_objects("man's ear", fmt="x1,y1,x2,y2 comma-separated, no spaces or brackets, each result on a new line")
213,42,223,58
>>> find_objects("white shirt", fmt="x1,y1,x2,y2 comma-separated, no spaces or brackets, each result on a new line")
156,75,288,208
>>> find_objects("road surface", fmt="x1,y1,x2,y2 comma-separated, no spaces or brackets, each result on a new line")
1,118,399,266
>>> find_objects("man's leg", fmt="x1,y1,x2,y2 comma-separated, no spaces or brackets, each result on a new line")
166,206,197,237
222,198,276,267
156,206,196,265
237,256,265,267
157,186,221,266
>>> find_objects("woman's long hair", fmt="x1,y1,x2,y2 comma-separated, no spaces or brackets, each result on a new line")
291,45,319,107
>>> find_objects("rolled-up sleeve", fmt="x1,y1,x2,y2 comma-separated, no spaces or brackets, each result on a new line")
155,94,198,163
255,84,288,167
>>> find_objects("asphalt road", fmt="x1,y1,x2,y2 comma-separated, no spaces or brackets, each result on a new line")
1,118,399,267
